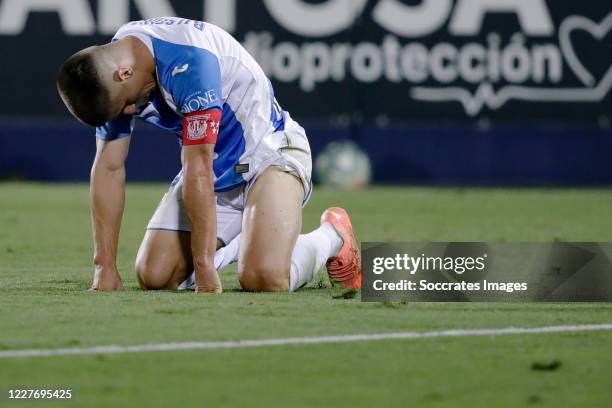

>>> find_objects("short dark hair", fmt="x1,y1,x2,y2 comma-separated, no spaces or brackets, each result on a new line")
56,50,110,127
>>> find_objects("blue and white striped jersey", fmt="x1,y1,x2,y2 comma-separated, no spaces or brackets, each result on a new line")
96,17,288,192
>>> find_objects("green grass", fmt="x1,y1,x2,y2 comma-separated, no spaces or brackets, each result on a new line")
1,182,611,407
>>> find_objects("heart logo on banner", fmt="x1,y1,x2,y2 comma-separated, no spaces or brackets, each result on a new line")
559,12,612,87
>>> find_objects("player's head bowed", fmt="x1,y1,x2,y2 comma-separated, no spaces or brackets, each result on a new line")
56,39,156,127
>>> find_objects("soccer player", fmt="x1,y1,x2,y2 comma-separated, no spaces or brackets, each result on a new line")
56,17,361,293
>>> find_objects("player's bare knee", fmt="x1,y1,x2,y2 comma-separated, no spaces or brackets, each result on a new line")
135,259,172,290
134,260,157,290
239,264,289,292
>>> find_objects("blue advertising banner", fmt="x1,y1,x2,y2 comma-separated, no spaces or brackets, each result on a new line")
0,0,610,122
1,1,611,184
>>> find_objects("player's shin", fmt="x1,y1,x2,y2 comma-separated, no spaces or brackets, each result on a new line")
288,223,342,291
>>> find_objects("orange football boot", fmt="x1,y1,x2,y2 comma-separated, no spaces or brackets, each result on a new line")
320,207,362,289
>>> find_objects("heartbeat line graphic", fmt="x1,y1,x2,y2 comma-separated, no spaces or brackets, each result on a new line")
411,69,612,117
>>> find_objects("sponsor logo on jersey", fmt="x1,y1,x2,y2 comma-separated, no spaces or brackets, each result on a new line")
182,90,220,113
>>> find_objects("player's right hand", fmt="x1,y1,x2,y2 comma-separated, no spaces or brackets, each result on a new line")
195,265,223,294
90,266,124,291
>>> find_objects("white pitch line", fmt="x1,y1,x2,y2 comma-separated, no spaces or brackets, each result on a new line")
1,323,611,359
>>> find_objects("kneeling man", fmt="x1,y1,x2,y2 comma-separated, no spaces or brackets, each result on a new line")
56,17,361,293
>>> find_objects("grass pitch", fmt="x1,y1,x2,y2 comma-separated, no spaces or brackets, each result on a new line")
1,183,612,407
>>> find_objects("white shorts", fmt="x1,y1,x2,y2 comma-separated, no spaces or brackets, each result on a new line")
147,117,313,245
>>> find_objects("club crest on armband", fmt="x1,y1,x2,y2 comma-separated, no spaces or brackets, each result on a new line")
186,113,210,141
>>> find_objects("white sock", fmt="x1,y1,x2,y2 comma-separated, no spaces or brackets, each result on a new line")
177,234,241,290
215,234,241,271
179,224,343,292
288,222,343,292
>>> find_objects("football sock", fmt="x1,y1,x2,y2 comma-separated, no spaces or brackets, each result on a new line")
181,224,342,292
215,234,241,271
288,222,343,292
177,235,241,290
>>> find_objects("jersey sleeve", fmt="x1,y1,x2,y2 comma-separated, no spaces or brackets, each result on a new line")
95,114,135,141
164,46,223,145
167,46,223,115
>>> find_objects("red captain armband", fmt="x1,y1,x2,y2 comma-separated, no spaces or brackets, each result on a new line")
182,110,222,146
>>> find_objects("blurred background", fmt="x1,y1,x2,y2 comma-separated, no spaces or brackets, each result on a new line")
0,0,610,187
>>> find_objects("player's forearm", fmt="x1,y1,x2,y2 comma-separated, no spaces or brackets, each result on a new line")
90,163,126,268
182,168,219,292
